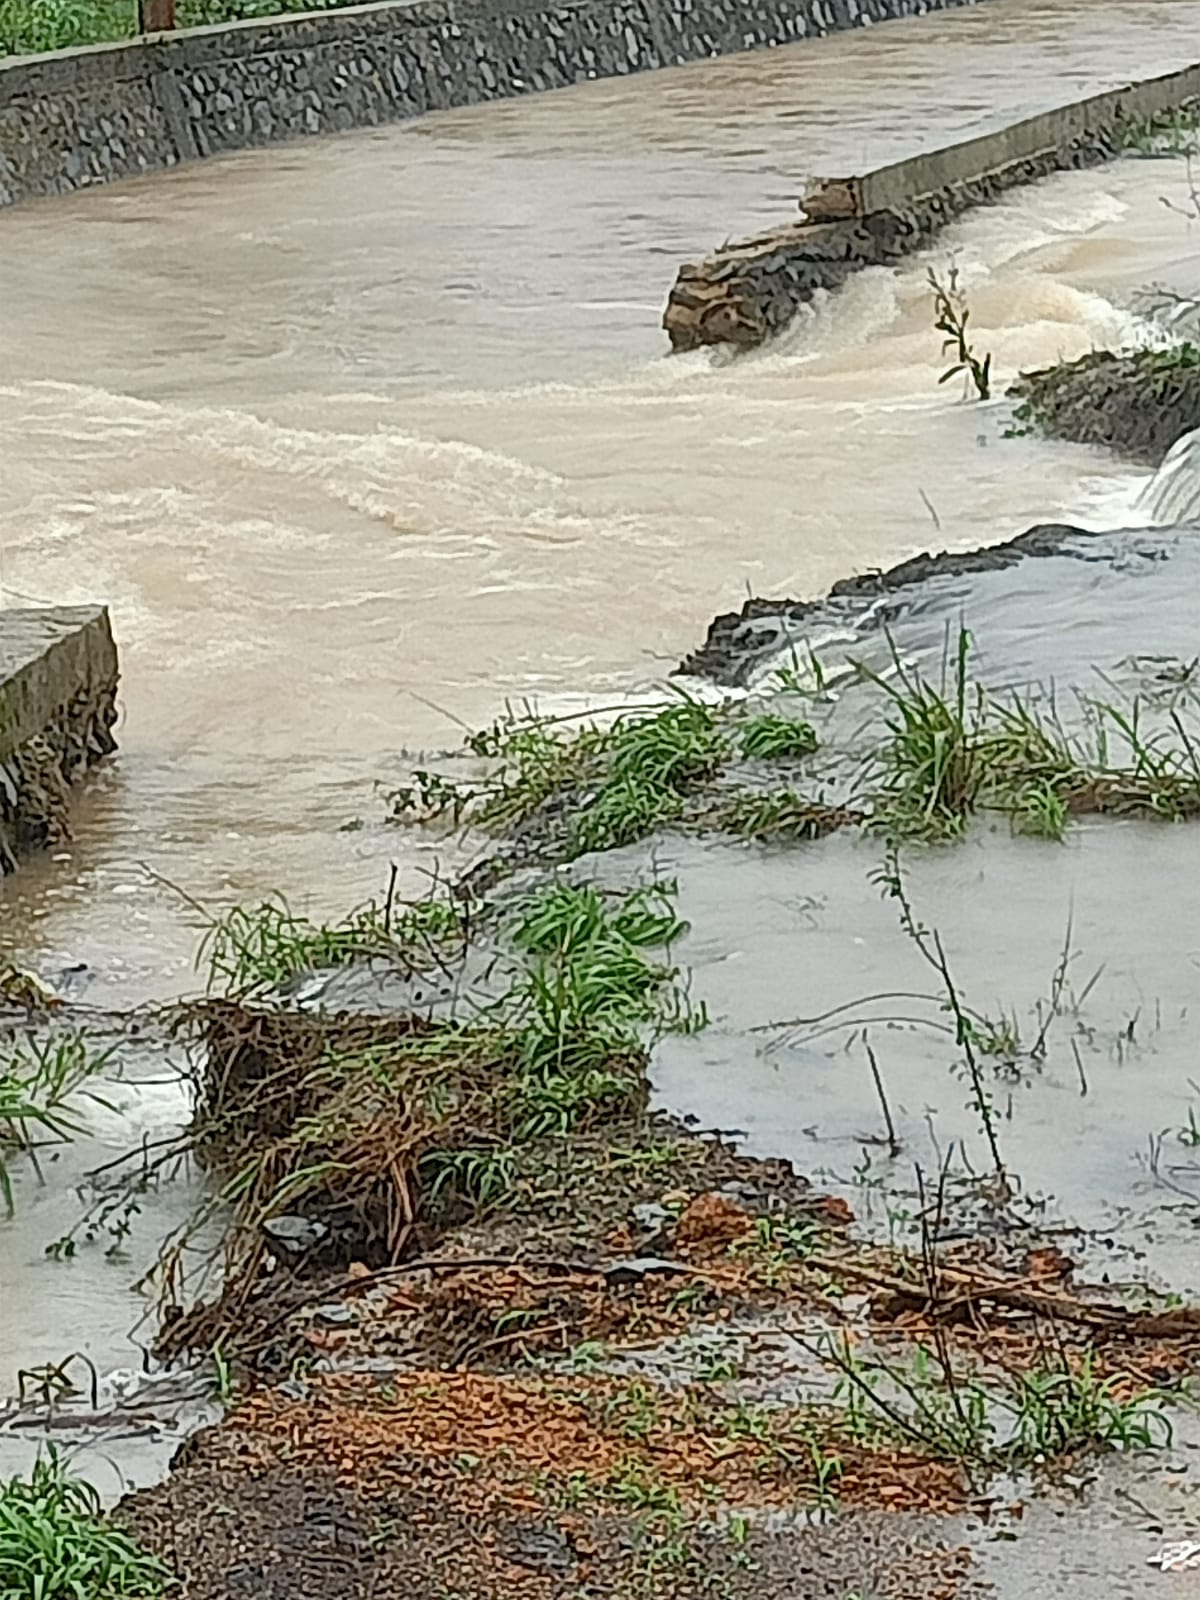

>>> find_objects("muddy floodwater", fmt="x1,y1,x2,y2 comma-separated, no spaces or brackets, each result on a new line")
4,0,1200,1579
650,525,1200,1279
2,0,1200,999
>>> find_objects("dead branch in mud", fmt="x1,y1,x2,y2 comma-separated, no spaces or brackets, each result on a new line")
808,1250,1200,1339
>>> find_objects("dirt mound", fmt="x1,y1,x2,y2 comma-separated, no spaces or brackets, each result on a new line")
121,1373,979,1600
674,1191,755,1251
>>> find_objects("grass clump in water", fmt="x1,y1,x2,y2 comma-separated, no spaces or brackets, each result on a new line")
739,714,818,760
861,629,986,841
390,695,824,860
0,1451,169,1600
702,790,863,843
0,1033,114,1215
828,1334,1172,1472
500,879,704,1141
1007,1355,1173,1458
199,886,467,997
861,630,1200,843
563,700,730,854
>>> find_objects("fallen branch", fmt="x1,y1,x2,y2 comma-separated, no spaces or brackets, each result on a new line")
808,1253,1200,1339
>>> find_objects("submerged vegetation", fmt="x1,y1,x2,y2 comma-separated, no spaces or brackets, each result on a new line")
0,1033,113,1215
861,630,1200,842
199,882,466,997
385,630,1200,859
388,693,828,859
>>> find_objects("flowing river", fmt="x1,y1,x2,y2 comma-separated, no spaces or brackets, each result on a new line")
2,0,1200,1464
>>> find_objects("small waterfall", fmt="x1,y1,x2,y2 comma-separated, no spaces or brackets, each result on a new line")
1138,426,1200,525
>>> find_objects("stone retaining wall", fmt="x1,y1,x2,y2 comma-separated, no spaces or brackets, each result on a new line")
664,62,1200,352
0,608,119,872
0,0,990,207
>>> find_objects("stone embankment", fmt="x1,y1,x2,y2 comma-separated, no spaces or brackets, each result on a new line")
0,607,118,872
0,0,990,208
664,63,1200,352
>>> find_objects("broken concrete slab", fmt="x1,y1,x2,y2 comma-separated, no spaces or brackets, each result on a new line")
0,606,119,872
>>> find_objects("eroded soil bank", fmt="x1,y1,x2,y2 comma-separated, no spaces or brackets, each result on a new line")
1009,350,1200,464
42,504,1196,1600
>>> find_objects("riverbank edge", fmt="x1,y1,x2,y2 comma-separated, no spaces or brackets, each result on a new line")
0,608,118,874
1009,349,1200,465
677,521,1094,685
662,62,1200,352
0,0,990,209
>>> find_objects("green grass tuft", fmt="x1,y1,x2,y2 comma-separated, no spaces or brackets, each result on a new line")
861,629,984,841
739,714,818,760
0,1034,115,1216
861,630,1200,843
199,888,466,996
0,1451,169,1600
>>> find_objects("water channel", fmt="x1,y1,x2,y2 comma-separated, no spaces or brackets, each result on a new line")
2,0,1200,1487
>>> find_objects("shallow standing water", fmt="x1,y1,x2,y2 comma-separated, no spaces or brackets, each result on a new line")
3,0,1200,1435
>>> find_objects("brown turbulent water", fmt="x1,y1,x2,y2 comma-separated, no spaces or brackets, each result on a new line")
1,0,1200,1437
0,0,1198,999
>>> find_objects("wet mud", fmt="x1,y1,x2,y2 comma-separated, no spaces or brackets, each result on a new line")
122,1443,982,1600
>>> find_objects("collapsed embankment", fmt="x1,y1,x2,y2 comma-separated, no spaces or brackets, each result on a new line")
663,62,1200,352
95,519,1200,1596
10,509,1200,1594
0,0,991,209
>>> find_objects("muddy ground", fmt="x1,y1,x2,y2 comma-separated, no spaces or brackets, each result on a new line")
115,1117,1196,1599
113,1065,1200,1600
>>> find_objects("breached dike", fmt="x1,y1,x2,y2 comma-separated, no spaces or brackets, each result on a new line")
664,62,1200,353
0,608,119,872
677,523,1124,685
